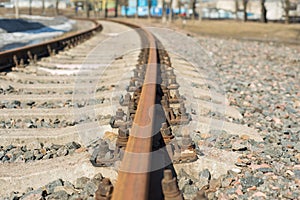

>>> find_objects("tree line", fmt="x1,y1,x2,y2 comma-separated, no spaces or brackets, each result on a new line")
240,0,291,24
116,0,293,24
14,0,293,24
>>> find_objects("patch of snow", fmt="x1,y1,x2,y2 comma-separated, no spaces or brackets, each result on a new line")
38,67,80,75
0,16,75,51
20,14,55,21
54,64,105,69
0,28,6,33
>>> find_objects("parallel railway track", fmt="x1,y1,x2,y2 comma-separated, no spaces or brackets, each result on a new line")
0,18,102,70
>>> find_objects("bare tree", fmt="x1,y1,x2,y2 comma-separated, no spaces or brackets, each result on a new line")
148,0,151,19
260,0,267,23
135,0,138,18
42,0,46,15
15,0,19,19
192,0,196,20
86,0,90,18
55,0,60,15
235,0,239,20
125,0,129,17
168,0,173,23
189,0,192,19
118,0,129,17
198,0,202,21
162,0,166,23
115,0,119,17
282,0,290,24
178,0,181,15
93,0,97,17
242,0,248,22
29,0,32,15
105,0,108,18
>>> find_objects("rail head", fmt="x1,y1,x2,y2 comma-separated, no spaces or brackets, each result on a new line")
110,21,159,200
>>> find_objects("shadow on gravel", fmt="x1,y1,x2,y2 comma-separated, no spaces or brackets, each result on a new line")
0,42,28,51
0,19,46,33
149,133,176,200
148,49,177,200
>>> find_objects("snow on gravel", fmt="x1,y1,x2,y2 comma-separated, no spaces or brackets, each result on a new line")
0,15,75,51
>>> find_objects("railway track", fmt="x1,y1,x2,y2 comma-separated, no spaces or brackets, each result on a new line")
0,18,265,200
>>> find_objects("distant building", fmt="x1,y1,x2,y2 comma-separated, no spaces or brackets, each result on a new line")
8,0,71,9
4,0,300,20
204,0,300,20
0,0,12,8
117,0,300,19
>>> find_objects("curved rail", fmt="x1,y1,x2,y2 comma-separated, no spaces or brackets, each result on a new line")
107,20,166,200
0,18,102,71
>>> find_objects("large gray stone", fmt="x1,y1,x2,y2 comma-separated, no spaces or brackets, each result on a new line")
74,177,90,189
84,181,98,196
240,176,264,189
20,188,45,200
46,190,69,200
45,179,63,194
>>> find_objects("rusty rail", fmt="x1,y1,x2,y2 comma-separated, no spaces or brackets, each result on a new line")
102,20,158,200
84,20,189,200
0,18,102,71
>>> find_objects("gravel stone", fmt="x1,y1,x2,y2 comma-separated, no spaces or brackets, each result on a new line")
6,145,15,151
15,155,25,163
178,177,191,191
232,142,248,151
84,181,98,196
66,142,81,150
183,184,198,197
23,151,34,161
0,151,4,159
46,190,69,200
199,169,211,181
209,177,222,190
221,177,233,188
263,146,283,158
20,188,45,200
241,176,264,189
152,24,300,199
45,179,63,194
30,141,43,150
34,153,43,160
257,167,273,173
75,177,90,189
92,173,103,186
56,147,68,157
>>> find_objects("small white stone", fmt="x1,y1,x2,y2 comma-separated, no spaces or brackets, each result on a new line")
232,168,241,174
286,170,294,176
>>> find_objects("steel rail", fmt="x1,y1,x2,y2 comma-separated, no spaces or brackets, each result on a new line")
0,18,102,71
109,21,161,200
